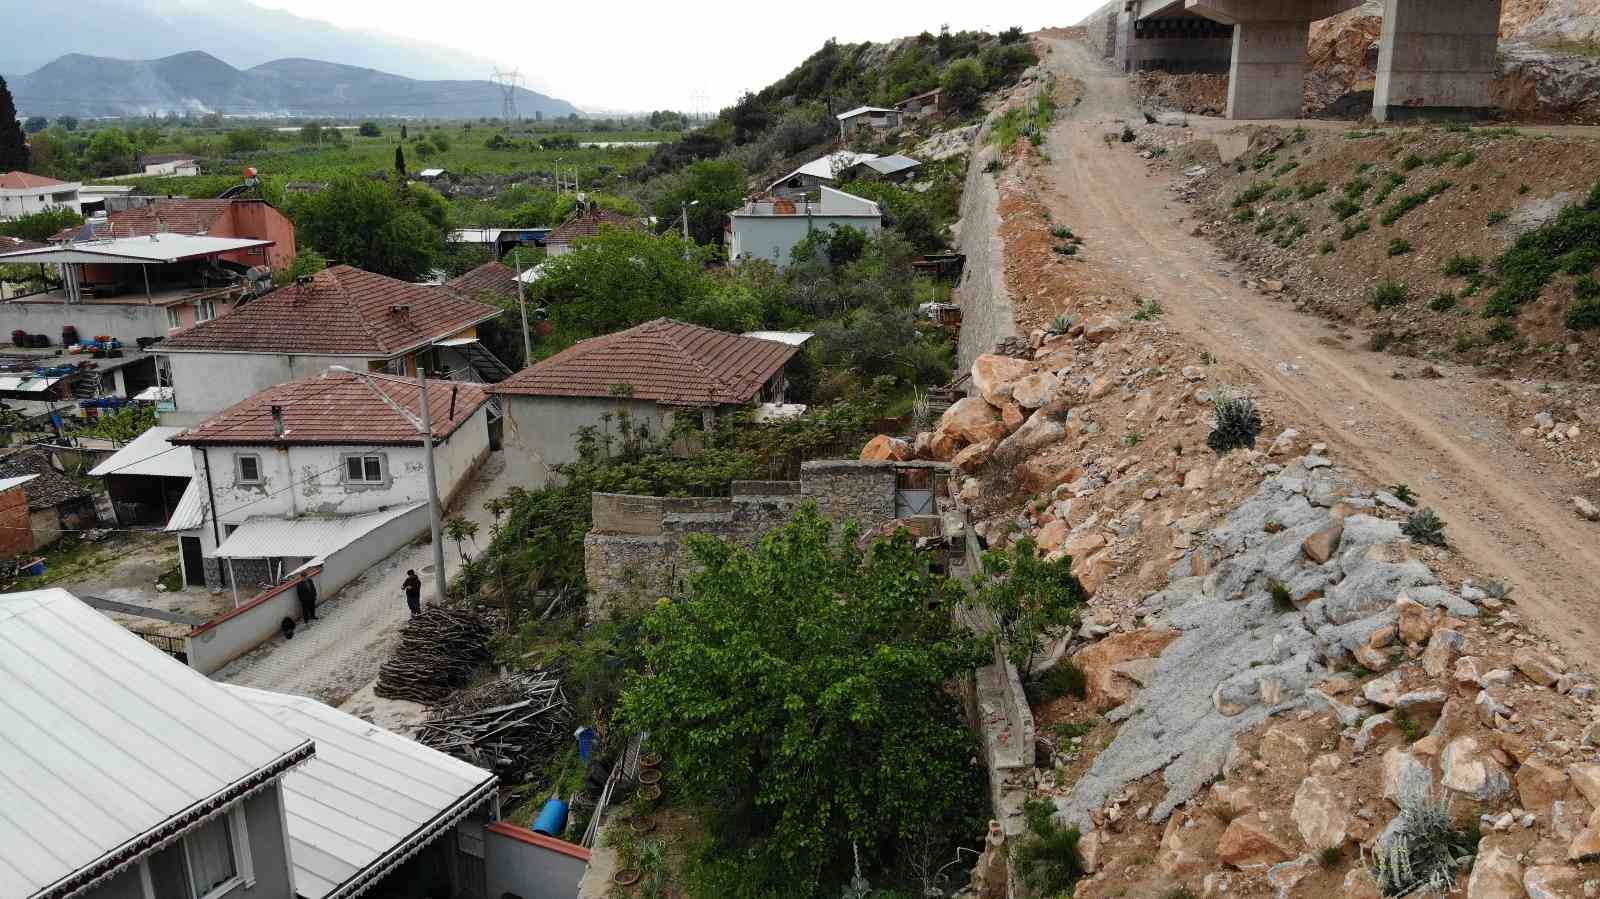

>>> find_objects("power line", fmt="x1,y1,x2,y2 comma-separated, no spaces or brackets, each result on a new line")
490,69,524,121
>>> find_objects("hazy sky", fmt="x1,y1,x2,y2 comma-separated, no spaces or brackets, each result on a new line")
251,0,1107,112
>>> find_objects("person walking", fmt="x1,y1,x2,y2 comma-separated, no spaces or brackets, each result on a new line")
296,575,318,625
403,569,423,617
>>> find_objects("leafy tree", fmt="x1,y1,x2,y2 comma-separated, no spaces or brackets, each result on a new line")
618,507,986,895
224,128,269,154
358,121,382,137
23,130,71,179
649,158,747,245
400,123,408,141
429,130,451,152
941,58,985,112
56,116,78,132
82,404,158,444
23,116,48,135
272,247,328,286
968,537,1089,676
84,129,136,175
394,145,406,176
0,78,30,171
286,178,446,280
299,121,324,143
0,206,84,241
415,141,435,160
530,227,721,337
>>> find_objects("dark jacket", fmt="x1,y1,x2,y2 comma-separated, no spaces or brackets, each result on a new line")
403,573,422,600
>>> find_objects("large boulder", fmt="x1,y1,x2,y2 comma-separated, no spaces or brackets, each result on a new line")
1071,628,1179,711
1014,457,1081,493
1291,775,1348,850
1515,758,1570,817
1441,736,1512,802
859,434,912,462
1382,748,1433,806
971,354,1034,406
1467,839,1525,899
1082,315,1122,344
1525,865,1584,899
995,411,1068,460
1569,807,1600,862
937,397,1009,445
1217,813,1296,868
952,439,996,474
1010,371,1060,409
1570,763,1600,807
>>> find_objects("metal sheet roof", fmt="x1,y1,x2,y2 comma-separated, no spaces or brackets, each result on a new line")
836,105,899,120
164,479,206,532
0,375,65,393
742,330,815,346
224,686,495,899
768,151,878,191
88,427,193,479
0,474,38,493
0,235,273,265
0,589,313,899
856,154,922,176
214,504,424,559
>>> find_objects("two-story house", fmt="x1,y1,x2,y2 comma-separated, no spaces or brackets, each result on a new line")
151,265,507,427
167,369,490,595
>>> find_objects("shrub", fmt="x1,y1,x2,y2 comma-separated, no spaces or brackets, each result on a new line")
1566,297,1600,330
1274,160,1300,177
1269,579,1296,613
1234,208,1256,223
1271,186,1295,202
1033,661,1088,702
1133,299,1164,320
1297,180,1328,200
1320,240,1336,255
1370,329,1395,351
1208,393,1262,455
1330,197,1362,220
1389,483,1416,504
1319,845,1344,868
1453,150,1477,168
1344,176,1373,199
1373,279,1409,309
1429,290,1457,312
1051,226,1075,240
1400,153,1425,171
1487,210,1508,226
1392,708,1425,742
1054,242,1079,256
1402,509,1447,547
1342,219,1371,241
1369,784,1477,897
1233,181,1276,208
1487,320,1516,342
1382,180,1452,226
1454,331,1475,353
1443,254,1483,279
1387,238,1413,257
1015,799,1086,894
1373,172,1408,206
1121,125,1135,143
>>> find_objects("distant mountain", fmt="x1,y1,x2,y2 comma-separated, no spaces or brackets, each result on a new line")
0,0,498,84
10,51,580,119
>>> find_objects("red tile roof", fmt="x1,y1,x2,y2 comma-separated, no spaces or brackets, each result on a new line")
0,236,49,253
446,260,520,303
545,208,643,245
0,172,72,190
488,318,797,407
156,265,500,357
52,199,235,241
172,371,488,447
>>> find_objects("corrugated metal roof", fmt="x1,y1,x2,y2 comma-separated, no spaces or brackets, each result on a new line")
857,154,922,176
214,504,424,559
0,235,273,265
0,375,65,392
224,686,495,899
0,589,313,899
164,479,206,532
88,427,193,479
768,152,877,192
742,330,815,346
0,474,38,493
836,105,899,120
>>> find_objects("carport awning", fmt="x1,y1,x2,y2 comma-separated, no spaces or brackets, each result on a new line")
88,426,193,478
165,480,206,532
213,504,424,559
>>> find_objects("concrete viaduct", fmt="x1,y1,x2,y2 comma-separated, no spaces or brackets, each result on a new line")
1106,0,1504,122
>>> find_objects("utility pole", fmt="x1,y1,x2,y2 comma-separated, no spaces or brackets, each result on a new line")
513,254,532,363
416,362,448,605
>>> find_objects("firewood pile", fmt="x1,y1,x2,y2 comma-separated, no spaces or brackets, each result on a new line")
374,607,493,703
415,671,572,779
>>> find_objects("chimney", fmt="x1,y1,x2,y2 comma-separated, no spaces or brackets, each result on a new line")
271,404,286,438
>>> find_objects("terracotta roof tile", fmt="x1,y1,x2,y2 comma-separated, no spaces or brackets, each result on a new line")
0,448,93,510
446,260,520,304
545,208,643,245
172,371,488,447
0,236,49,253
156,265,500,357
488,318,796,406
0,172,71,190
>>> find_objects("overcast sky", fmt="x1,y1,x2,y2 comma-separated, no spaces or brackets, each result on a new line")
250,0,1107,112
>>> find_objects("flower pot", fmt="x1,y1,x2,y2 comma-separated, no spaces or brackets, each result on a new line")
637,768,662,786
613,869,642,887
638,783,662,803
639,753,660,768
628,817,656,835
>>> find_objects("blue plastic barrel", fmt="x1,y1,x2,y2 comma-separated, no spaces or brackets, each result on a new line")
575,726,597,761
532,798,568,837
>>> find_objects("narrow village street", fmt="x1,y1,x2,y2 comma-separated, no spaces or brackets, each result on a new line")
214,453,515,707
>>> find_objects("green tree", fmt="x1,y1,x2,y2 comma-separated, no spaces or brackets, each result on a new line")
0,206,84,241
940,57,985,112
82,404,158,444
531,227,720,336
23,116,48,135
56,116,78,132
299,121,324,143
618,507,986,895
272,247,328,286
358,121,382,137
400,123,408,141
17,130,70,180
0,78,30,171
394,145,406,176
85,129,136,175
429,130,451,152
224,128,268,154
969,537,1088,676
650,158,747,245
287,178,445,280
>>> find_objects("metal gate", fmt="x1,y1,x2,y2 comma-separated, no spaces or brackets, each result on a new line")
895,467,935,517
136,630,188,664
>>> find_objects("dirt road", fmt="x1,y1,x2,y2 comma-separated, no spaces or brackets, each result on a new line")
1033,37,1600,672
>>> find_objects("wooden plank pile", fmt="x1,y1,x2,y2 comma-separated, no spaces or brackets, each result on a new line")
415,672,572,779
374,606,492,703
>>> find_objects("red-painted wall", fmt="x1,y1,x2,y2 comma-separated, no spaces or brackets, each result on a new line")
0,486,34,557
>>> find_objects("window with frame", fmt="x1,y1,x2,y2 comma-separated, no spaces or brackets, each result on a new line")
235,454,262,485
344,453,384,484
167,307,181,329
197,298,217,322
140,807,250,899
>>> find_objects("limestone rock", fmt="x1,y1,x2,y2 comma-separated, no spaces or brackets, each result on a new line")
859,434,912,462
1036,519,1070,553
1082,315,1122,344
937,397,1009,445
1525,865,1584,899
1567,807,1600,862
1364,671,1404,708
1014,457,1080,493
1396,596,1433,645
1064,532,1108,567
1291,775,1348,850
911,431,934,460
1301,520,1344,564
971,354,1033,406
1570,764,1600,808
1000,400,1026,433
1071,628,1180,712
1355,713,1397,753
929,429,963,462
1010,371,1060,410
1441,736,1513,802
1217,813,1296,868
1342,867,1382,899
1157,811,1208,877
952,439,995,474
1211,782,1257,819
1183,465,1212,491
1516,759,1570,817
1455,656,1486,688
1467,840,1525,899
1354,642,1394,672
1422,629,1464,678
1266,855,1318,896
996,411,1068,460
1383,748,1433,806
1515,649,1566,687
1574,496,1600,522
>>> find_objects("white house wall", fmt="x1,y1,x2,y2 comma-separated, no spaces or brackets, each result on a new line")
501,395,674,488
162,352,381,427
729,215,883,267
0,301,168,347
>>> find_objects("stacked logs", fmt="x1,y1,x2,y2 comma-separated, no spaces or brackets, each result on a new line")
374,606,492,703
416,672,572,780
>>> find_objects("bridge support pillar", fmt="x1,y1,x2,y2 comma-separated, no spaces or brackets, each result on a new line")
1226,20,1310,119
1373,0,1503,122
